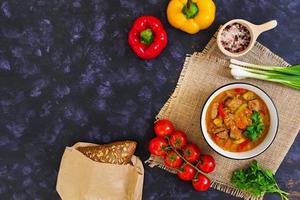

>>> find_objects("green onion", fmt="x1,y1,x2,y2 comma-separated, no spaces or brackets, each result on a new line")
229,59,300,90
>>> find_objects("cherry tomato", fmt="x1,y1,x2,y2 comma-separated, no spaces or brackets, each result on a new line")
148,137,168,156
154,119,174,137
164,150,182,168
192,174,211,191
177,163,196,181
183,144,201,163
170,131,187,149
197,155,216,173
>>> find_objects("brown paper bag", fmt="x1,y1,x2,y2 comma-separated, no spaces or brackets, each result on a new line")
56,142,144,200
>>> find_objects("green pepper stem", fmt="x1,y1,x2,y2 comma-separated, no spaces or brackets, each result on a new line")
182,0,199,19
187,0,192,9
140,29,153,45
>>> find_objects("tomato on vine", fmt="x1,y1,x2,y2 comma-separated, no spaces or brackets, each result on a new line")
197,154,216,173
154,119,174,137
170,131,187,149
149,119,216,193
192,174,211,191
183,144,201,163
148,137,168,156
164,150,183,168
177,163,196,181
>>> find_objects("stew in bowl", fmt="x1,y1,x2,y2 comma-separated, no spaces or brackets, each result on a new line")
200,83,278,159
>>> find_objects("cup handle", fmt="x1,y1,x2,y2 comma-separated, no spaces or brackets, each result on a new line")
255,20,277,34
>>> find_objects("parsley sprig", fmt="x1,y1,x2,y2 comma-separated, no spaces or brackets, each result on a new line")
231,160,289,200
244,111,264,141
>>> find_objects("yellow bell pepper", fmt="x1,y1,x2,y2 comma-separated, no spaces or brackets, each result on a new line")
167,0,216,34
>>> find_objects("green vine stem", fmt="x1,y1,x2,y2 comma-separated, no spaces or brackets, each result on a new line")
165,137,212,179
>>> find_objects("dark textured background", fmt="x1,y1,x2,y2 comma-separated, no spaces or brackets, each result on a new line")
0,0,299,199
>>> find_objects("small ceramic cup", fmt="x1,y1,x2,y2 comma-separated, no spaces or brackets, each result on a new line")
217,19,277,57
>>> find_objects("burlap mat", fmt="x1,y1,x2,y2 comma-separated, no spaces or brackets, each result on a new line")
146,31,300,200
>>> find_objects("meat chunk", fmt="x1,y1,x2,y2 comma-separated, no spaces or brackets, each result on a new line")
223,107,231,115
224,113,235,129
216,130,229,139
248,99,261,111
212,127,229,139
211,102,219,119
225,97,243,112
229,126,242,140
212,127,227,134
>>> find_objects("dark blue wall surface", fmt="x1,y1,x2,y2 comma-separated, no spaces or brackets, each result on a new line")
0,0,299,199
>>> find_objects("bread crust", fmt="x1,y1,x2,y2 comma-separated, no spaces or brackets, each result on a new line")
77,140,137,165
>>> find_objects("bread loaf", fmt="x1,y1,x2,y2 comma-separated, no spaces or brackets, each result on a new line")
77,140,137,165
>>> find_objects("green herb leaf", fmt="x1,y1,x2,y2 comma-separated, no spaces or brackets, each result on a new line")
231,160,289,199
251,111,260,122
243,111,264,141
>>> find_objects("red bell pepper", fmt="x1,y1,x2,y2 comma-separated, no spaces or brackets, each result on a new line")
234,88,247,94
218,103,226,118
238,139,250,151
128,16,168,60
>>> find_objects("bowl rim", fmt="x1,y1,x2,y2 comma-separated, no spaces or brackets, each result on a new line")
200,82,279,160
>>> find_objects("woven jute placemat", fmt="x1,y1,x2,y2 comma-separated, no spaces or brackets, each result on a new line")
146,31,300,200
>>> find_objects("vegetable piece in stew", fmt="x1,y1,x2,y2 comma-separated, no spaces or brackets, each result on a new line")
206,88,270,152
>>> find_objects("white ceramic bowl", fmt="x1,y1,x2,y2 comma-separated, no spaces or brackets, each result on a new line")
200,83,278,159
